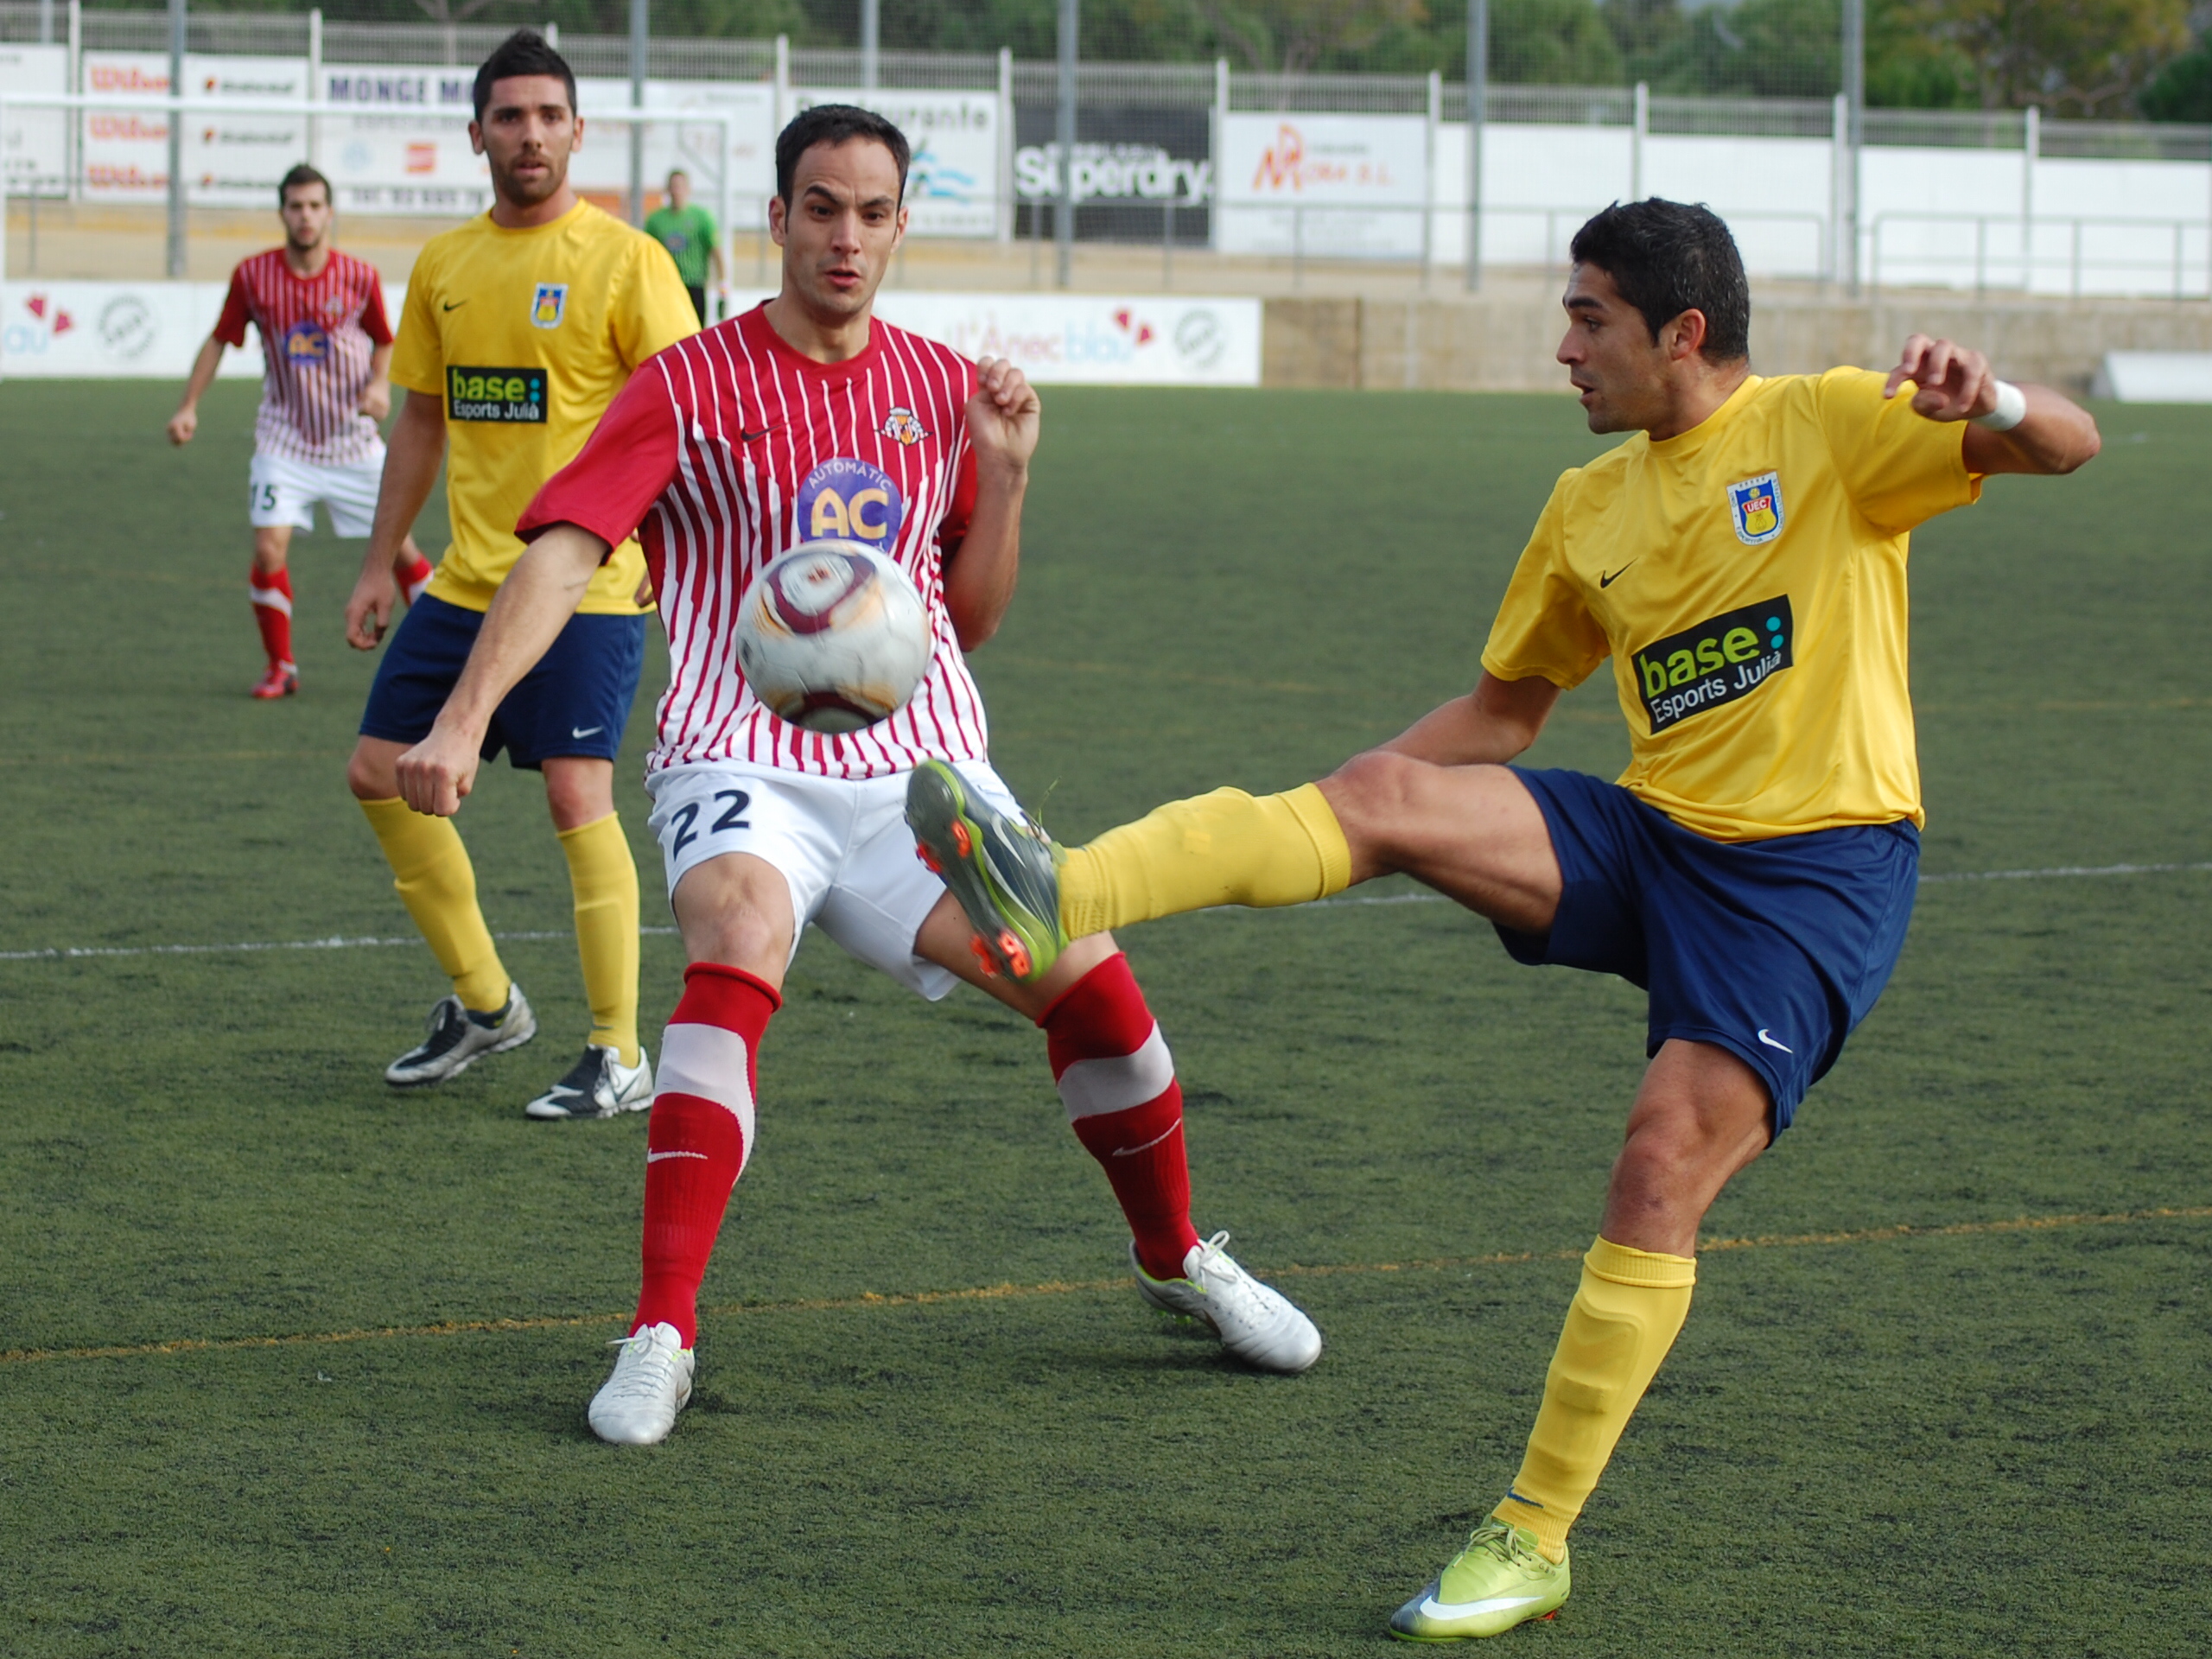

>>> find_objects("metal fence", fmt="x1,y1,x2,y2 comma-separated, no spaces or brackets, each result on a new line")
0,6,2202,157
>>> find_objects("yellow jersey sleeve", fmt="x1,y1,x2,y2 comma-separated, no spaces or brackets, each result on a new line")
1482,476,1611,690
1815,366,1981,534
389,245,443,396
614,238,702,371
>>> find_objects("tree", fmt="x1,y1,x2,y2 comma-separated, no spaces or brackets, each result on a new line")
1891,0,2194,117
1189,0,1430,76
1491,0,1626,85
2138,35,2212,118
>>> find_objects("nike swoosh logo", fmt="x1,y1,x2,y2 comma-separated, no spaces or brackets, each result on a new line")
571,725,604,740
738,426,777,442
1599,561,1637,588
1758,1028,1793,1052
441,300,467,311
645,1149,707,1162
1419,1594,1546,1619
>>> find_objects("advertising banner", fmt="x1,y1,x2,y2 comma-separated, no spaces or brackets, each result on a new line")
869,291,1259,385
186,56,310,208
1217,112,1429,259
791,89,1001,237
1,281,264,378
80,54,312,206
4,283,1252,388
318,64,490,216
570,78,778,230
1,45,69,197
1012,102,1211,245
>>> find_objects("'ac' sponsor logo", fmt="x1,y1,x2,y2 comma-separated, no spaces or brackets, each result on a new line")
1633,595,1793,734
1726,471,1783,545
283,320,329,362
795,457,905,547
446,365,547,423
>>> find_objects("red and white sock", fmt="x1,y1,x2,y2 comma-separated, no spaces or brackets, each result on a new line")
397,553,435,606
632,962,780,1346
1041,953,1202,1282
249,565,293,668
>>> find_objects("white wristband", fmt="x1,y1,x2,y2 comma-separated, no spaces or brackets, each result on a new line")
1972,379,2027,431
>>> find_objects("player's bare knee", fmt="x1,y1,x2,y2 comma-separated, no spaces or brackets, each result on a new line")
346,746,397,801
543,764,613,831
1323,749,1429,862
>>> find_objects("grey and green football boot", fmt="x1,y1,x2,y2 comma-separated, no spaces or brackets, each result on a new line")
1387,1518,1570,1641
905,759,1068,983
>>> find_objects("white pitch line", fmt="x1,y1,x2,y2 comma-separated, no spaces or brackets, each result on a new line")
3,861,2206,963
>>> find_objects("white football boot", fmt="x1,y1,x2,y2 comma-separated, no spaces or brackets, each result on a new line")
524,1045,654,1120
1133,1231,1323,1374
383,987,537,1086
588,1322,696,1446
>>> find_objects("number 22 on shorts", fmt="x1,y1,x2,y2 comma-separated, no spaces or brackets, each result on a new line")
669,789,751,858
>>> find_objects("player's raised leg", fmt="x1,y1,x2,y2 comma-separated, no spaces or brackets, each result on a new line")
590,848,791,1446
913,893,1323,1374
247,524,298,699
348,734,535,1083
907,677,1565,980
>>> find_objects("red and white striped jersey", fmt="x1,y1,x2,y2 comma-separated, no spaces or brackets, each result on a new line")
213,248,391,467
519,303,988,780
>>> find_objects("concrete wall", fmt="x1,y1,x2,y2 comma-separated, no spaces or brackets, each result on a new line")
1262,289,2212,394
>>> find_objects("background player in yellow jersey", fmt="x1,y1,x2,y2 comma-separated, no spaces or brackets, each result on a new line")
910,200,2101,1638
342,30,696,1117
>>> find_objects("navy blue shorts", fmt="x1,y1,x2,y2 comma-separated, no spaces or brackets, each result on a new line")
1497,768,1919,1135
359,594,646,771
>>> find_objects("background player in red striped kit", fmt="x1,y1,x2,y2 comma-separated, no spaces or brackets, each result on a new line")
167,163,432,699
391,104,1322,1445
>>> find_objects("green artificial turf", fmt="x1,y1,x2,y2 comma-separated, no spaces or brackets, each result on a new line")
1,379,2208,1656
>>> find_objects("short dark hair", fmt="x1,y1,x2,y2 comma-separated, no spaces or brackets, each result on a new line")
775,104,911,205
1569,200,1751,362
473,29,575,124
277,162,330,207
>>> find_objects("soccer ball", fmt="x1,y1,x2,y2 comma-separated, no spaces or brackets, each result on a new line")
734,541,931,734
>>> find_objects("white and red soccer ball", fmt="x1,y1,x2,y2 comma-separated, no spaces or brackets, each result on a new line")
734,541,931,734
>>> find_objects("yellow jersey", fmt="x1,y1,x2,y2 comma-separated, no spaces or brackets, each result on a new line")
391,200,696,614
1483,370,1981,841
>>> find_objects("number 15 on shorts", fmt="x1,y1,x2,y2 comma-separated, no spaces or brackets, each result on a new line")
668,790,751,859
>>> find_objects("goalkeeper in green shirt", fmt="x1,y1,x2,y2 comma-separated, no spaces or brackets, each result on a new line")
644,168,723,322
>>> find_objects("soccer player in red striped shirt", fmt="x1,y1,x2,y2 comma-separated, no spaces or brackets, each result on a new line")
167,162,432,699
392,104,1322,1444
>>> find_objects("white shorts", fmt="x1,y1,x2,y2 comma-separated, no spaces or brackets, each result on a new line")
644,759,1021,1001
248,451,385,538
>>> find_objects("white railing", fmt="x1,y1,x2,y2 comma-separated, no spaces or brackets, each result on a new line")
1870,211,2210,302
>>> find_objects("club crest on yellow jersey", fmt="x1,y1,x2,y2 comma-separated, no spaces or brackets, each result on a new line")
1726,471,1783,545
530,283,569,329
881,406,927,446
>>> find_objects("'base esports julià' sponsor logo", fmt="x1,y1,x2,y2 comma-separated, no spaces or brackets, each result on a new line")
1633,596,1793,734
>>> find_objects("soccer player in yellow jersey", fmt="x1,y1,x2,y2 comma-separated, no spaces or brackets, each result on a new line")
909,200,2101,1637
341,30,696,1117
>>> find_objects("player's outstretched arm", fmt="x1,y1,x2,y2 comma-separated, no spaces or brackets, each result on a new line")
1380,671,1561,767
166,334,226,446
393,524,609,817
346,391,447,649
944,356,1040,650
1883,334,2101,476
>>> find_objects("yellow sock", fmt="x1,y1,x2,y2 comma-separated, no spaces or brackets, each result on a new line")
1058,782,1353,938
359,797,510,1014
1493,1236,1698,1563
557,812,641,1066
